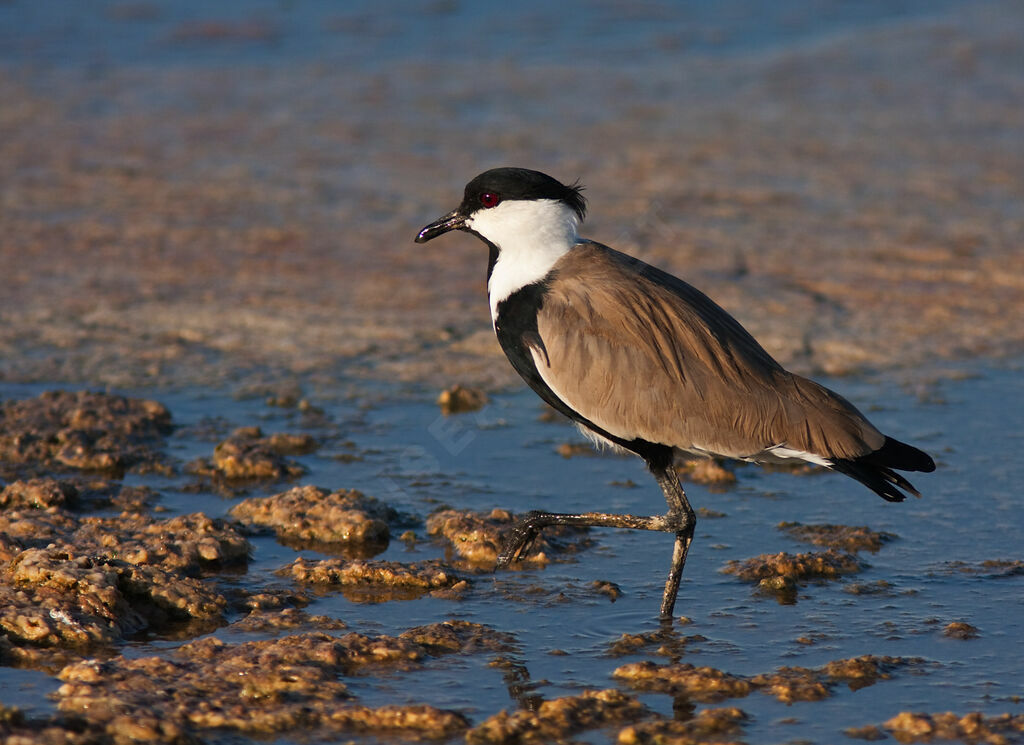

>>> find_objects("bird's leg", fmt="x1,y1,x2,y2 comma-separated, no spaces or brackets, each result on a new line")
651,462,696,620
495,461,696,620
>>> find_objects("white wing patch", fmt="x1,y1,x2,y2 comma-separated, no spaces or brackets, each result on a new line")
763,445,834,467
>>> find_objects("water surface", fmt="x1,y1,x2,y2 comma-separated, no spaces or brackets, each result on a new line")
1,358,1020,742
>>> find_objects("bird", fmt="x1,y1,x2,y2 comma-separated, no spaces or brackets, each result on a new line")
414,166,935,620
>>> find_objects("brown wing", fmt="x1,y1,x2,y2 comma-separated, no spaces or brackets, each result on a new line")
532,243,885,461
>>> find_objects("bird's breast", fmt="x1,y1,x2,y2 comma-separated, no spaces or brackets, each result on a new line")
492,281,549,359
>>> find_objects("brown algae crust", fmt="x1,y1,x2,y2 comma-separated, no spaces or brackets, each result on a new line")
613,661,754,703
283,557,468,601
228,608,348,633
883,711,1024,743
187,426,312,481
942,622,980,640
230,484,397,547
0,392,172,477
52,628,478,740
778,521,897,552
0,484,249,661
617,707,749,745
3,546,226,652
466,689,649,744
615,655,922,704
722,549,865,597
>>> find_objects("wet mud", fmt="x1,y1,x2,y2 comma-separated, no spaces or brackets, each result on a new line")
1,3,1024,393
721,549,865,599
614,654,921,705
0,392,172,479
1,364,1020,744
230,484,399,549
51,627,484,741
883,711,1024,743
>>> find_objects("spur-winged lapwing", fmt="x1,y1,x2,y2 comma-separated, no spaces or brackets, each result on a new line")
415,167,935,619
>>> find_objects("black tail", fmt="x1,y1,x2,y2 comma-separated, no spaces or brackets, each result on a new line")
830,437,936,503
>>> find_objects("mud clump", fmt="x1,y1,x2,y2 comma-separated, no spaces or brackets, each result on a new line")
0,478,78,510
1,546,226,653
1,478,158,517
71,512,250,575
437,384,488,414
943,621,980,640
0,493,249,575
778,521,897,552
618,706,749,745
844,579,899,596
0,484,248,660
0,703,148,744
49,623,506,741
466,689,649,744
0,503,77,557
613,661,754,703
749,666,831,703
615,655,921,705
823,655,920,690
593,579,622,601
845,724,888,741
678,457,737,486
0,391,172,478
188,426,313,481
283,557,467,601
946,559,1024,578
722,549,864,598
883,711,1024,743
426,508,590,568
231,484,396,550
556,441,599,458
399,619,517,655
606,626,702,658
229,608,348,633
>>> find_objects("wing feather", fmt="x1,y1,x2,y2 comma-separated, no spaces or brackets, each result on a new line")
533,243,884,461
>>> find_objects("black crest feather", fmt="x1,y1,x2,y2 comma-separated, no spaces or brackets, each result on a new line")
460,167,587,221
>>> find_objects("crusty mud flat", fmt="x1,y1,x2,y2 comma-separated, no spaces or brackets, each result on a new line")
2,1,1024,744
1,1,1023,392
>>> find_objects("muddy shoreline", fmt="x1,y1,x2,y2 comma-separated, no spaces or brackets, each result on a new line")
2,2,1023,394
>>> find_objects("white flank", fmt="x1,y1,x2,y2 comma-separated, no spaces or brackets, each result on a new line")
764,445,834,467
469,199,580,323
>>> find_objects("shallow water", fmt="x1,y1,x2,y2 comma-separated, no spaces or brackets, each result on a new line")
0,0,968,70
2,358,1021,742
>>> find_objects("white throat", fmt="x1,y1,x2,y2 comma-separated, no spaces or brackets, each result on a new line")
469,199,580,323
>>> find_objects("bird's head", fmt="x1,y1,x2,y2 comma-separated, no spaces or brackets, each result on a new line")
414,167,586,249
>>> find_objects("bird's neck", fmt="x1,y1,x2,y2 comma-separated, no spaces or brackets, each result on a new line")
474,199,580,324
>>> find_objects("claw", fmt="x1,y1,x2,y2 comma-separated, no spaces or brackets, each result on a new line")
496,521,540,567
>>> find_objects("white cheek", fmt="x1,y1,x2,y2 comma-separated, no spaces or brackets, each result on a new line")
471,200,580,321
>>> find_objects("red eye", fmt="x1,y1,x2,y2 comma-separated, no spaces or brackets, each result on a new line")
480,192,500,208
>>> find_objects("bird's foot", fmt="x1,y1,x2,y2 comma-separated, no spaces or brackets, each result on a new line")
496,511,546,568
